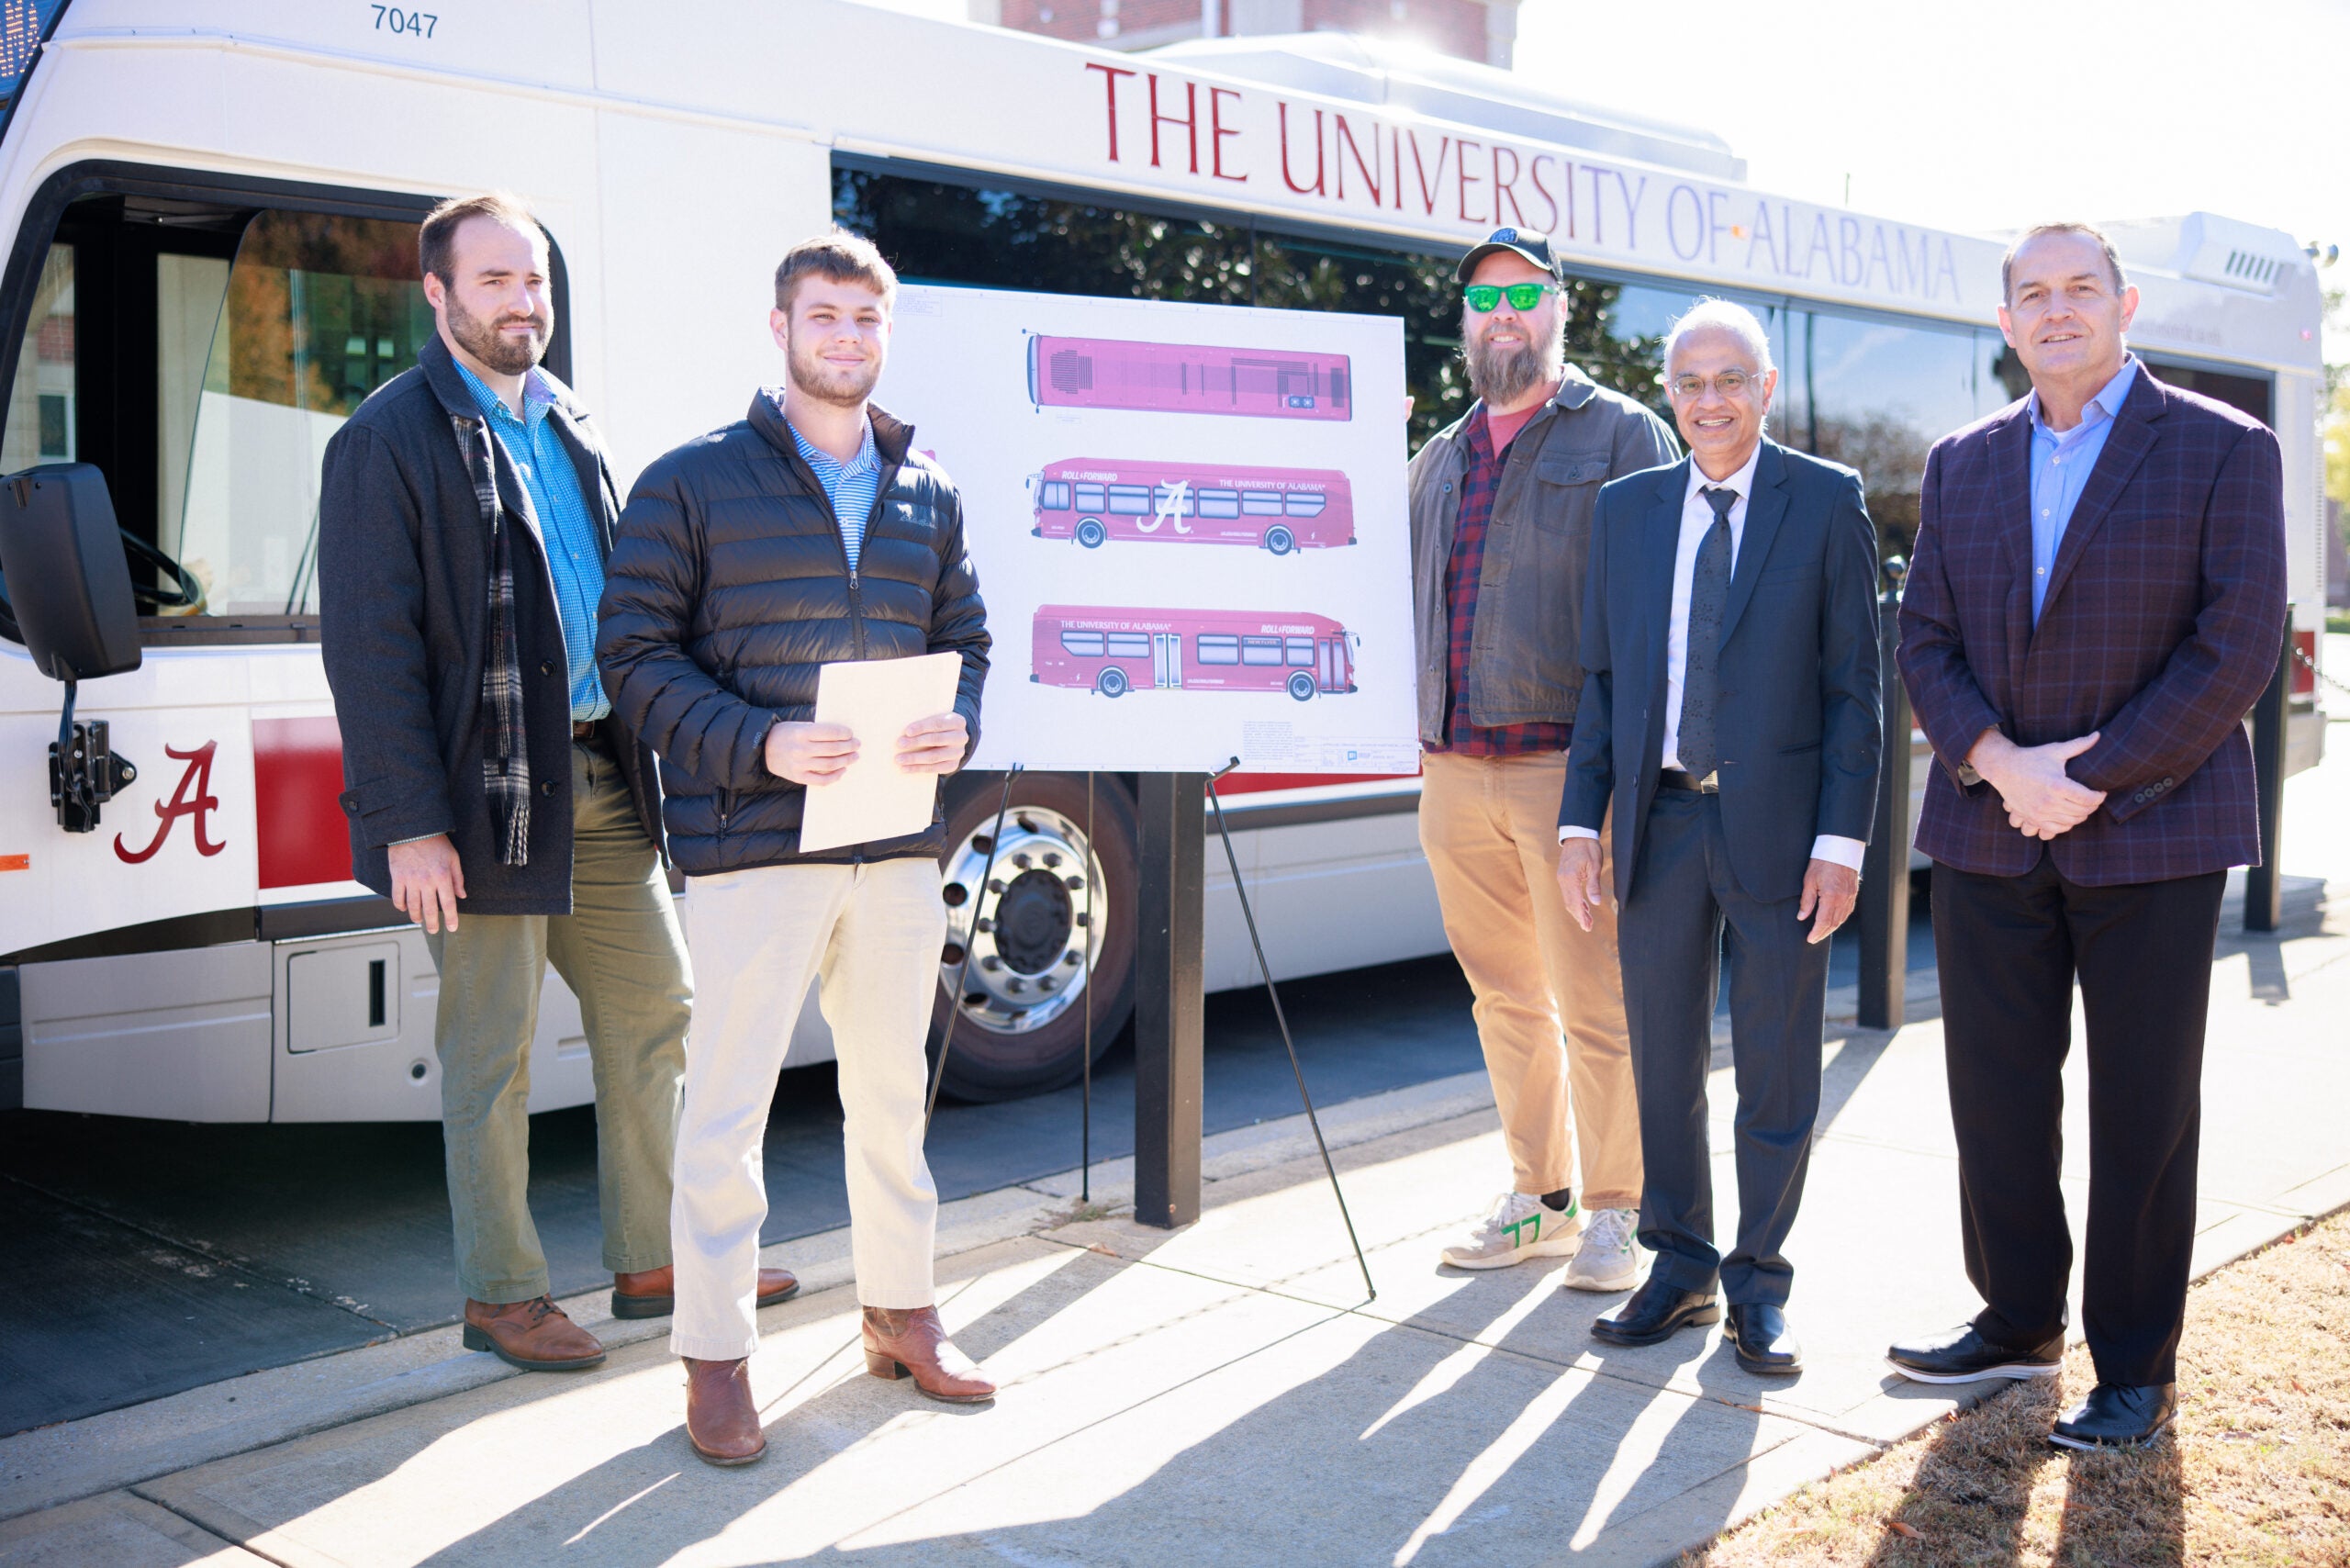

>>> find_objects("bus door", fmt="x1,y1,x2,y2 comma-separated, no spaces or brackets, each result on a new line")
1319,637,1343,693
1153,633,1183,689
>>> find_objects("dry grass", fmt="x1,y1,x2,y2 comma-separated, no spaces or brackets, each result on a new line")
1685,1209,2350,1567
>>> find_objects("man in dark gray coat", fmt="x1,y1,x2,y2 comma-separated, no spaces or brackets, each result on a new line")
319,193,791,1375
1559,300,1882,1374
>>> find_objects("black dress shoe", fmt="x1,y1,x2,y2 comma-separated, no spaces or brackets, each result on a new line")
1590,1273,1719,1347
1886,1322,2065,1385
1724,1303,1803,1374
2050,1383,2177,1450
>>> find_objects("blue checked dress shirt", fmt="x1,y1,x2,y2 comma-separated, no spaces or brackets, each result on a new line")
2026,356,2138,624
777,397,883,573
454,359,610,722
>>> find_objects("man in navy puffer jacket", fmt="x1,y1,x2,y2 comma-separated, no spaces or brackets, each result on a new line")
599,230,992,1466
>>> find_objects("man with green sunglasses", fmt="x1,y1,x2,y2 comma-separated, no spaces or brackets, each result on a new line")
1408,227,1680,1290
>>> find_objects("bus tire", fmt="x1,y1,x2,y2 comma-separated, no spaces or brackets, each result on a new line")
1097,666,1129,697
929,771,1138,1103
1265,525,1295,555
1287,671,1316,701
1076,518,1107,548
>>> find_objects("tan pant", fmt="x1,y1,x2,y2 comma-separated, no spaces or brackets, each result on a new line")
423,737,691,1303
1417,750,1641,1207
669,857,947,1361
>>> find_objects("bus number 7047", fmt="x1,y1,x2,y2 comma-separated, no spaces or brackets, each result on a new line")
369,6,438,38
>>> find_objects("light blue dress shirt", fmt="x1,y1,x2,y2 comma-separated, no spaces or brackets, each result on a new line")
454,359,610,722
2026,356,2139,624
775,394,883,574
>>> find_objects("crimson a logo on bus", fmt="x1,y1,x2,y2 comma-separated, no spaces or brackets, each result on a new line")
115,741,228,864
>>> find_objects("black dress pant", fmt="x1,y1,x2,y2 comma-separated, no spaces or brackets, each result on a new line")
1619,791,1830,1307
1932,856,2225,1386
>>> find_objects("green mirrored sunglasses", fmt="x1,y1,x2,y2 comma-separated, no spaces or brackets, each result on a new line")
1462,282,1556,312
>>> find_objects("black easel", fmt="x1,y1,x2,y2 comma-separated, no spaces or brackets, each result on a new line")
1204,758,1375,1301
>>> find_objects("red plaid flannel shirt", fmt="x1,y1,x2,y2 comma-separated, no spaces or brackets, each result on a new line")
1427,404,1573,756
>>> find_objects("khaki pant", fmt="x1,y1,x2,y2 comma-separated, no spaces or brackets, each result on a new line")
669,857,946,1361
1417,750,1641,1207
424,737,691,1304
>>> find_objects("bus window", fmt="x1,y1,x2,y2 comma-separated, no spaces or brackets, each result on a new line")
1039,479,1071,510
1241,636,1282,666
1073,482,1105,511
1,245,75,470
1153,484,1196,515
1803,310,1976,562
1241,491,1283,516
1197,488,1241,519
1106,485,1151,515
1285,637,1315,666
1105,632,1151,659
1197,634,1239,665
1283,491,1326,518
1059,629,1105,657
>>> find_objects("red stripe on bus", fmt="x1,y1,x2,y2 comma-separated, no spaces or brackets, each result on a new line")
253,715,351,889
1213,770,1419,797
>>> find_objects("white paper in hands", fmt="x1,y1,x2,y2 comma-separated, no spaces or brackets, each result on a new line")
795,652,965,855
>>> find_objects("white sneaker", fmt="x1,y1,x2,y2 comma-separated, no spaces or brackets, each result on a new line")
1561,1205,1644,1292
1439,1192,1583,1271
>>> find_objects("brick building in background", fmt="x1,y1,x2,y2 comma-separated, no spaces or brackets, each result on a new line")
971,0,1518,67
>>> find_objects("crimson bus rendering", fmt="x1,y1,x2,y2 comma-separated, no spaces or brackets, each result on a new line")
0,1,2325,1117
1033,607,1358,701
1029,459,1355,554
1026,334,1353,420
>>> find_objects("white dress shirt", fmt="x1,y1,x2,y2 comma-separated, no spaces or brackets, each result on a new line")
1563,442,1865,873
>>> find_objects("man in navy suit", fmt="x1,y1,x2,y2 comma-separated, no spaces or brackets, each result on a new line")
1888,224,2288,1450
1558,300,1883,1373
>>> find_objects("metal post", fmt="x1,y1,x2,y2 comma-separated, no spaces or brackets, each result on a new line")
1857,587,1912,1030
2245,610,2294,934
1134,771,1205,1228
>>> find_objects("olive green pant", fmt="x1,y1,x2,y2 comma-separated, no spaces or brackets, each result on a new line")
423,737,690,1304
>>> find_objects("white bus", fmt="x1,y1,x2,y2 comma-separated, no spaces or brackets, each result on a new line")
0,1,2327,1121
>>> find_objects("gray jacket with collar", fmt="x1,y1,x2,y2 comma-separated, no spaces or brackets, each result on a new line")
1406,367,1679,744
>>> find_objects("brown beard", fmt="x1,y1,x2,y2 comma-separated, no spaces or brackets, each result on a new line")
787,330,882,408
444,290,549,376
1463,317,1563,406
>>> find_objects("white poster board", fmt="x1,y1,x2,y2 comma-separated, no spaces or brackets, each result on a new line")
881,285,1417,776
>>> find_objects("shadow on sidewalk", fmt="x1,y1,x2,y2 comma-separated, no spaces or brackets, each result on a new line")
381,1238,1774,1565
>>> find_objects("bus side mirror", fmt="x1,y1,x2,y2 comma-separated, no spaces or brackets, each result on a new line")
0,464,142,834
0,463,142,682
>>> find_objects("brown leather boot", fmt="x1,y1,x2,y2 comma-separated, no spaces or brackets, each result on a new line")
461,1296,605,1371
682,1357,766,1466
610,1265,801,1320
861,1305,996,1403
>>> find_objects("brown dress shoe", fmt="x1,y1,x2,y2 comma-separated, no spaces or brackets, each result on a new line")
682,1357,766,1466
861,1305,996,1403
461,1296,605,1371
610,1265,801,1320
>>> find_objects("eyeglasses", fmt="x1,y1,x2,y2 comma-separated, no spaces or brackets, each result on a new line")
1462,282,1556,313
1666,369,1763,400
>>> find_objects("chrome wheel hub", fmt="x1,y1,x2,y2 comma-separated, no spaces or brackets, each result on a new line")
939,805,1107,1036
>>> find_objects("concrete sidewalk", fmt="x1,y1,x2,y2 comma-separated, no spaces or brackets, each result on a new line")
3,750,2344,1567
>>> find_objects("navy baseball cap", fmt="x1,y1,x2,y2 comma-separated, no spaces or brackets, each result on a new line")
1455,226,1566,284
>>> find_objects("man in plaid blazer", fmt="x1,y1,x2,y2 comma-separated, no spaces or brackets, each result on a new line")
1887,223,2288,1450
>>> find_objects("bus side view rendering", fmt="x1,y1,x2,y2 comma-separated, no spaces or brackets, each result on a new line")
0,1,2325,1120
1031,606,1359,701
1029,460,1355,554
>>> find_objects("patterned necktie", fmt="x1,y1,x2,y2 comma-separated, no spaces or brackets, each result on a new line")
1677,486,1738,781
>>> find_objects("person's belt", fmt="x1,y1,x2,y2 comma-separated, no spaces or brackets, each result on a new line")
1656,767,1718,794
572,717,607,743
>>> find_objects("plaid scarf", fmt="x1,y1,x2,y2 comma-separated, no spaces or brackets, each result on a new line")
452,413,531,867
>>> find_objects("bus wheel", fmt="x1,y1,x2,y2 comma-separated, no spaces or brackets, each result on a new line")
1265,525,1295,555
1076,518,1107,548
930,772,1138,1103
1287,671,1317,701
1097,666,1130,697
